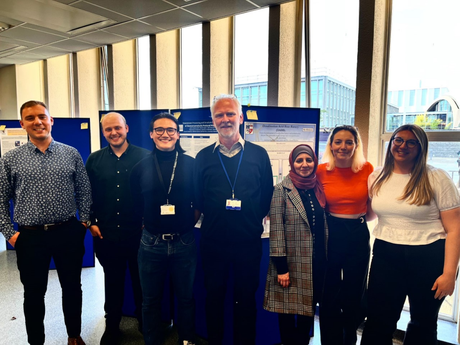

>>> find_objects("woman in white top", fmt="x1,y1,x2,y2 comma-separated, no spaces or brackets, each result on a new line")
361,124,460,345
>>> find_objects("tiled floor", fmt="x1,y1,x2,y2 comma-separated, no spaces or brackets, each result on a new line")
0,240,458,345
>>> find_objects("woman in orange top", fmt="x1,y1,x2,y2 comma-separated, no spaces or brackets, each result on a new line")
316,125,374,345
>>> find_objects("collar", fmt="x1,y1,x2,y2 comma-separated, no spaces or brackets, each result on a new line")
108,139,130,156
212,136,245,153
27,139,55,153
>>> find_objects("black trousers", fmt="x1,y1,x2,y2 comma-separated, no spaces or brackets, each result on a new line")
320,215,370,345
278,314,313,345
16,217,86,345
200,239,262,345
361,239,445,345
278,258,325,345
94,232,143,329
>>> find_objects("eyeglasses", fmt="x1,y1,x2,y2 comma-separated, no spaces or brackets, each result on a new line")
153,127,178,135
392,137,419,148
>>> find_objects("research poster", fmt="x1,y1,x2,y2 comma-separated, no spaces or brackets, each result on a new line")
0,128,28,157
173,108,219,158
242,106,320,238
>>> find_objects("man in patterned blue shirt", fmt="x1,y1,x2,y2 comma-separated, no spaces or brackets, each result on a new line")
0,100,92,345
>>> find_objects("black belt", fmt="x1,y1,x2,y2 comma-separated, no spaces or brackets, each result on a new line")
21,218,73,231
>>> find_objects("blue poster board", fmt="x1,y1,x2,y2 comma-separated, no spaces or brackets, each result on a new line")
0,118,95,268
109,106,321,342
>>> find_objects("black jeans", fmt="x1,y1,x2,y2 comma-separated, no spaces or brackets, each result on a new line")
16,217,86,345
94,232,143,329
320,215,370,345
200,239,262,345
361,239,445,345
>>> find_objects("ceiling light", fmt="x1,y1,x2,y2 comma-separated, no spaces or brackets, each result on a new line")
0,22,12,32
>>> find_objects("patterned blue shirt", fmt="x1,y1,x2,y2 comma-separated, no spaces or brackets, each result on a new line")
0,140,92,241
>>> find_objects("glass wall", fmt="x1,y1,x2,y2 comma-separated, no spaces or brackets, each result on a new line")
386,0,460,134
309,0,359,157
386,0,460,321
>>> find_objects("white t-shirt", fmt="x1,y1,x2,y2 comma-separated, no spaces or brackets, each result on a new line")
368,165,460,245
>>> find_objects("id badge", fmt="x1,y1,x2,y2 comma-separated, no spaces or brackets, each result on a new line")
226,199,242,211
161,204,175,215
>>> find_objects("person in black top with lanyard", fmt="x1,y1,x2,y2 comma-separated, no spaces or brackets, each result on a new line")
130,113,199,345
193,94,273,345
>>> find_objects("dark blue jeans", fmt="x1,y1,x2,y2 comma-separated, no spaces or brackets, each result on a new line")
138,230,197,345
361,239,445,345
15,217,86,345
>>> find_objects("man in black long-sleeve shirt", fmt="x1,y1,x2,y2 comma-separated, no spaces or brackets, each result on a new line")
194,94,273,345
85,112,149,343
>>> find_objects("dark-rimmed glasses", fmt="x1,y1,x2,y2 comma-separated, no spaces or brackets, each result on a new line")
392,137,419,148
153,127,177,135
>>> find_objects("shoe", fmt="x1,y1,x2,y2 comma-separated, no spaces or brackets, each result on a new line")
100,327,121,345
68,336,86,345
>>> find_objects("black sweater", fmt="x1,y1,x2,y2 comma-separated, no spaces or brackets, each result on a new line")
194,141,273,244
130,149,196,234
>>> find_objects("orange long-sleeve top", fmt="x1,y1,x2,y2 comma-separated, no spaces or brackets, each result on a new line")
316,161,373,215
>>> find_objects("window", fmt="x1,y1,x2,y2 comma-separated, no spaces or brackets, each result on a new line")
421,89,427,106
386,0,460,133
137,36,151,110
100,46,110,111
385,0,460,321
409,89,415,106
181,24,202,108
234,8,269,106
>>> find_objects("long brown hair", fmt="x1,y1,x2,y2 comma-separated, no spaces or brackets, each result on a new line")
370,124,433,206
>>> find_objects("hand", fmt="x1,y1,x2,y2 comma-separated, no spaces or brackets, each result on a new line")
431,273,456,300
89,225,103,239
8,232,19,248
277,272,290,288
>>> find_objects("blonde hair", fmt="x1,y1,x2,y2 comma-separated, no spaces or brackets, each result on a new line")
370,124,432,206
321,125,366,172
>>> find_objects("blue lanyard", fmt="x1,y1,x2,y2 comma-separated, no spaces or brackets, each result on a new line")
217,149,244,199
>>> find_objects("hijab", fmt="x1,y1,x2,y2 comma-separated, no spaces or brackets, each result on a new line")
288,144,326,208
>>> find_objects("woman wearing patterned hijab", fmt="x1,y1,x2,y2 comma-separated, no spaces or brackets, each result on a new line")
264,144,327,344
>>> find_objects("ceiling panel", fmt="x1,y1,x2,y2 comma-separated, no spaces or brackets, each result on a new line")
0,26,67,45
141,8,202,31
0,41,19,51
166,0,207,5
76,30,129,45
183,0,257,21
0,0,109,33
103,20,162,37
84,0,175,19
49,38,98,52
0,0,293,68
27,45,71,59
70,1,133,22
